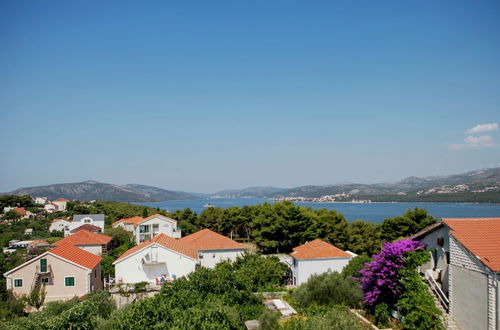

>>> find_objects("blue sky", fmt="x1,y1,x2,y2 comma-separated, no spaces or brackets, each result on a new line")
1,1,499,193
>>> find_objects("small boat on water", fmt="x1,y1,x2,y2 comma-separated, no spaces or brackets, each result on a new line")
203,203,216,208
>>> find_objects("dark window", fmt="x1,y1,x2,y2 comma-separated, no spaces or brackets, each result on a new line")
14,279,23,287
445,252,450,264
65,277,75,286
41,277,49,285
40,258,47,273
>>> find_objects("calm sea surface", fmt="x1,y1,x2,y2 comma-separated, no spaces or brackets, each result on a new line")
137,198,500,224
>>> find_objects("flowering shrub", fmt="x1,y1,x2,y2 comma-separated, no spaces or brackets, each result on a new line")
357,239,424,307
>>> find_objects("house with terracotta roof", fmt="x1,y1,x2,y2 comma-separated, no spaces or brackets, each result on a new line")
113,234,199,284
4,244,102,302
413,217,500,330
70,224,102,234
112,214,181,244
52,198,69,211
53,230,112,255
65,214,105,236
113,229,245,284
180,229,246,268
290,239,355,286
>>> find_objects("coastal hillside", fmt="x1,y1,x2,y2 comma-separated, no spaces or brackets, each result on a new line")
269,167,500,202
3,180,196,202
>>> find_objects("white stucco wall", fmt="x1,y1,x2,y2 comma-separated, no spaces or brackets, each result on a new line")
198,249,245,269
49,220,71,232
69,218,105,232
135,216,181,243
114,244,197,284
417,226,450,295
292,257,352,286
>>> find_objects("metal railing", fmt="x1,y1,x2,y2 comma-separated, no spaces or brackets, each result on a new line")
425,269,449,312
35,264,52,274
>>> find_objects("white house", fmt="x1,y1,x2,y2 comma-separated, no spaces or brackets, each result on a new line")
414,218,500,330
44,203,57,213
180,229,246,268
49,219,72,233
114,229,246,284
66,214,105,236
34,197,48,205
113,234,199,284
112,214,181,244
290,239,354,286
52,198,69,212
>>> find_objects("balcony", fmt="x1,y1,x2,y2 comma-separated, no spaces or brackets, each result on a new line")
36,264,52,275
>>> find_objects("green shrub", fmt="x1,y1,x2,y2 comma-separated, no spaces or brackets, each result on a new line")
280,307,362,330
292,271,362,309
341,255,372,279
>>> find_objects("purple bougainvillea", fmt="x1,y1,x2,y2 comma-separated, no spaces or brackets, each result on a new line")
356,238,424,306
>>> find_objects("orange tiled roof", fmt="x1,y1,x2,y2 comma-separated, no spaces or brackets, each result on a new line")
443,217,500,272
14,207,27,216
50,244,101,269
112,216,143,227
53,230,112,247
291,239,351,259
114,233,198,263
180,229,244,251
52,218,70,223
54,198,69,202
70,224,101,233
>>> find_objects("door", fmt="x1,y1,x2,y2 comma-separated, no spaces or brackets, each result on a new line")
40,258,47,272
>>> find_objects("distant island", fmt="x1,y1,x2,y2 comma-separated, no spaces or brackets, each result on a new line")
2,167,499,203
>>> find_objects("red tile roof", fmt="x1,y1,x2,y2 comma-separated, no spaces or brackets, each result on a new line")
52,218,71,223
50,244,101,269
114,233,198,263
291,239,351,259
443,217,500,272
53,230,112,247
54,198,69,202
70,224,101,233
180,229,245,251
112,216,143,227
14,207,27,216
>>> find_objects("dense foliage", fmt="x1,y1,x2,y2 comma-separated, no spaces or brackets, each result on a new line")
280,307,362,330
0,195,33,210
217,253,290,292
341,254,372,279
0,291,116,330
103,266,265,329
357,238,443,329
291,271,363,309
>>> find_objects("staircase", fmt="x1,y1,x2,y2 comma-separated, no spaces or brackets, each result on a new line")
424,270,460,330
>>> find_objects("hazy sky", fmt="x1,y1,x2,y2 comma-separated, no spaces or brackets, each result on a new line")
1,1,499,193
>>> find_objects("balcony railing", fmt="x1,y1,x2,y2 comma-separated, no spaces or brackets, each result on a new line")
35,264,52,275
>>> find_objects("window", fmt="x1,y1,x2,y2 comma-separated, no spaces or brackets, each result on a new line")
213,254,216,258
65,277,75,287
40,258,47,273
198,253,204,259
14,279,23,287
41,277,49,285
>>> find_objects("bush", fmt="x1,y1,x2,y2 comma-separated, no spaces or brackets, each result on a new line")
280,307,362,330
292,271,362,309
341,255,372,279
